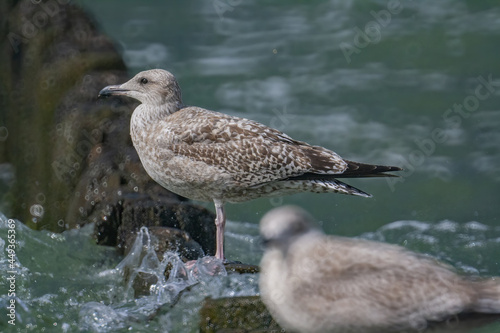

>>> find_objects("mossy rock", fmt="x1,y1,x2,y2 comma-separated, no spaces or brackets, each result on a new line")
199,296,283,333
0,0,217,258
224,263,260,274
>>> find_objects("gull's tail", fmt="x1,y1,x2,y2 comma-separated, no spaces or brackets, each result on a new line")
285,160,401,198
334,160,402,178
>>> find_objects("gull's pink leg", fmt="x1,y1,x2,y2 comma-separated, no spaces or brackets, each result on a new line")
214,199,226,261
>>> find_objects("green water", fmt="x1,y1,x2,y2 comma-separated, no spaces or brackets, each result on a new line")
1,213,500,332
0,214,261,332
3,0,500,331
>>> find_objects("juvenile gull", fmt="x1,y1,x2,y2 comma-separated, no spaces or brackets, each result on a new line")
98,69,400,261
259,206,500,333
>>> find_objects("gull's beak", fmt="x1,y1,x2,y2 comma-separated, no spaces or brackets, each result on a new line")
98,84,130,98
260,237,270,249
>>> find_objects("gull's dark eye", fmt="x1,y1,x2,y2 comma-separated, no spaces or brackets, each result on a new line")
140,78,148,84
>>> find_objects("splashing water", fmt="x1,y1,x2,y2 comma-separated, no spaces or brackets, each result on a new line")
79,226,229,331
0,212,260,332
1,209,500,332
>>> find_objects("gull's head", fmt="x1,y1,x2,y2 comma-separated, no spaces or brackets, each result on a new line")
99,69,182,109
260,206,320,248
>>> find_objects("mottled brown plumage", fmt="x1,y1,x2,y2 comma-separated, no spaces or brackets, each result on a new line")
259,206,500,333
99,69,400,260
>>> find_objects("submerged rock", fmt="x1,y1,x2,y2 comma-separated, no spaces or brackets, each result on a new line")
199,296,282,333
224,263,260,274
116,197,215,256
123,226,204,262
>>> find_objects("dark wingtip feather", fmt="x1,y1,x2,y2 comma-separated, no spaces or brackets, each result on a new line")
335,160,402,178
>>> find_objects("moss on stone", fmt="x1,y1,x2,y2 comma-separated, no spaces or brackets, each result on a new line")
199,296,283,333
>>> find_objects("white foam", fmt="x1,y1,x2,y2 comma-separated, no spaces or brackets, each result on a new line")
379,220,431,232
434,220,459,232
464,221,489,231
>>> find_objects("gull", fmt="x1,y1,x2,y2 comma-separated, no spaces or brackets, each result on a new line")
99,69,400,261
259,206,500,333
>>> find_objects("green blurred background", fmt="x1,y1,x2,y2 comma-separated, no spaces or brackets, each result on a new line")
76,0,500,236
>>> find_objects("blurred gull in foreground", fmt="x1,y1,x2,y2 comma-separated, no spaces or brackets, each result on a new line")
259,206,500,333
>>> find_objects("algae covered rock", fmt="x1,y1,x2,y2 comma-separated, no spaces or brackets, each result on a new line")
1,0,127,229
0,0,216,256
199,296,283,333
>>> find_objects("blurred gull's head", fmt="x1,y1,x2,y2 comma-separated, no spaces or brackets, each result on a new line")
260,205,320,248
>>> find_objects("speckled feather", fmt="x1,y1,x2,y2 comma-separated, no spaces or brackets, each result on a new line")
133,106,362,201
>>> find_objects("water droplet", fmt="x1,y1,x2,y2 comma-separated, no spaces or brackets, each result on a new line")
36,192,46,204
30,204,44,217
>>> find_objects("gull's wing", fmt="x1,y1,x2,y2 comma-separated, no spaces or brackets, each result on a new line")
154,107,400,192
289,236,473,326
157,107,348,185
